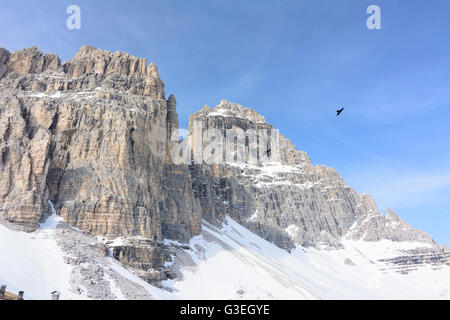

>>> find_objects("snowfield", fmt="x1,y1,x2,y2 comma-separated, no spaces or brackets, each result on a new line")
164,217,450,299
0,211,171,300
0,214,76,300
1,214,449,300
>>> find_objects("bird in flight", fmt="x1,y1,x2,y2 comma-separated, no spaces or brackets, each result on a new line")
336,107,344,116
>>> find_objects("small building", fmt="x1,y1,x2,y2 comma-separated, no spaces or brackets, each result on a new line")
51,291,61,300
0,285,6,297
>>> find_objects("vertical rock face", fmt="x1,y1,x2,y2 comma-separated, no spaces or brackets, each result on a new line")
0,96,52,230
0,46,200,242
0,46,446,281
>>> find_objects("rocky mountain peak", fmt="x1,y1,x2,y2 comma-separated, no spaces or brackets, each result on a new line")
0,45,165,99
201,99,267,123
65,45,156,78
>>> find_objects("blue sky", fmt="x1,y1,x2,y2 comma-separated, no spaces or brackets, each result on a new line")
1,0,449,245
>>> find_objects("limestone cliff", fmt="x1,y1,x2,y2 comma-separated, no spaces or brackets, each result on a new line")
0,46,200,244
0,46,446,284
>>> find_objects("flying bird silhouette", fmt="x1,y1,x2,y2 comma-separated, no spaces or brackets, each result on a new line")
336,108,344,116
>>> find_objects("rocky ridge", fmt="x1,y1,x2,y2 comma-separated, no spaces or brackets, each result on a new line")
0,46,448,285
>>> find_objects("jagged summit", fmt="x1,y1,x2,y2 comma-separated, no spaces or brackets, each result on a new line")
195,99,267,123
0,45,160,77
69,45,159,78
0,45,165,99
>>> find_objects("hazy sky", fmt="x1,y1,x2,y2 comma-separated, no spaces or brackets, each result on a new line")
1,0,449,245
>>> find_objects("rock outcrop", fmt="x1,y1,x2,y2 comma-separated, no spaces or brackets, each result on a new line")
378,246,450,274
346,205,435,244
0,46,447,282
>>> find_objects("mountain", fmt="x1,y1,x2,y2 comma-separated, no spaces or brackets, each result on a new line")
0,46,448,299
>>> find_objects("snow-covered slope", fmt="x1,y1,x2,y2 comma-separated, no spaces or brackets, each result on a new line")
0,212,170,300
164,217,450,299
1,214,449,299
0,214,75,300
